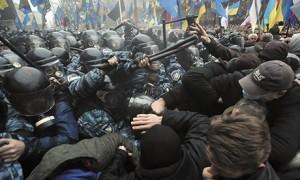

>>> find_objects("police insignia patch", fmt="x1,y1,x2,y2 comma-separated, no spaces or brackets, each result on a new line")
171,70,181,82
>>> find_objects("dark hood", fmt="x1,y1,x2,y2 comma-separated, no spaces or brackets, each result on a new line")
134,150,204,180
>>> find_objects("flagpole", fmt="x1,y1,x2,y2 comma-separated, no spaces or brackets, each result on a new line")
118,0,123,22
11,0,23,30
153,0,157,25
254,0,261,38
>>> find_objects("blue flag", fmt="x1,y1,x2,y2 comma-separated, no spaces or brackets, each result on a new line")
30,0,46,6
15,17,23,30
55,6,64,23
23,14,31,26
32,16,38,29
19,0,32,14
211,0,226,17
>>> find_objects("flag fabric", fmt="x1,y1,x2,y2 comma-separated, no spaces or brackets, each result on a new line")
262,0,294,29
211,0,227,17
275,0,284,26
283,0,293,22
241,16,251,26
0,0,16,20
159,0,178,18
196,1,206,23
221,5,229,29
228,1,240,16
107,0,125,21
249,0,261,32
19,0,32,14
23,13,30,26
291,2,300,21
0,0,9,10
128,2,133,18
162,10,172,30
30,0,49,7
15,16,23,30
263,0,279,29
36,0,51,14
32,15,38,29
55,6,64,24
30,0,43,6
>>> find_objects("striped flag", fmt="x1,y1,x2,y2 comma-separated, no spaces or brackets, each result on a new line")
228,1,240,16
196,1,206,23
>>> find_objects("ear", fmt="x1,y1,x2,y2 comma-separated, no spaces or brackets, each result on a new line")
202,167,216,179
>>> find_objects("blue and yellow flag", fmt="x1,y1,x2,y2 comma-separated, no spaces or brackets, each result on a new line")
211,0,226,17
196,2,206,23
228,1,240,16
263,0,277,28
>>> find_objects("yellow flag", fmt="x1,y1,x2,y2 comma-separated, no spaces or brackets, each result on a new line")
197,4,206,23
0,0,9,10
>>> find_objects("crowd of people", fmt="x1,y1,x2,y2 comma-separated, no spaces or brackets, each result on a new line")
0,20,300,180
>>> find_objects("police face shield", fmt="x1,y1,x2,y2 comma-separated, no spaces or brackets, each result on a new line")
0,55,26,84
51,47,70,66
65,35,78,47
3,67,56,130
105,37,124,51
27,35,46,51
82,30,101,49
127,94,155,118
141,44,159,55
50,38,70,52
36,56,65,79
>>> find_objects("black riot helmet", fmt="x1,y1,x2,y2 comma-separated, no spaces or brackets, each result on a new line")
127,94,155,117
9,34,28,54
102,30,124,51
168,29,184,43
80,48,106,72
3,66,55,116
59,30,78,47
26,48,64,78
176,44,201,71
130,34,159,56
51,47,70,66
81,30,101,49
47,32,71,53
27,35,47,51
228,33,245,49
147,25,164,50
0,53,27,83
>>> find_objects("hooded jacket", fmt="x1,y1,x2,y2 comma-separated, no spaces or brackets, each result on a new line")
100,110,210,180
162,69,300,179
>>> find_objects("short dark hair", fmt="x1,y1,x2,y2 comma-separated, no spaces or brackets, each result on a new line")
207,101,271,178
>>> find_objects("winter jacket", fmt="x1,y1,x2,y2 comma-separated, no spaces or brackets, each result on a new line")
163,69,300,177
27,133,139,180
100,110,210,180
